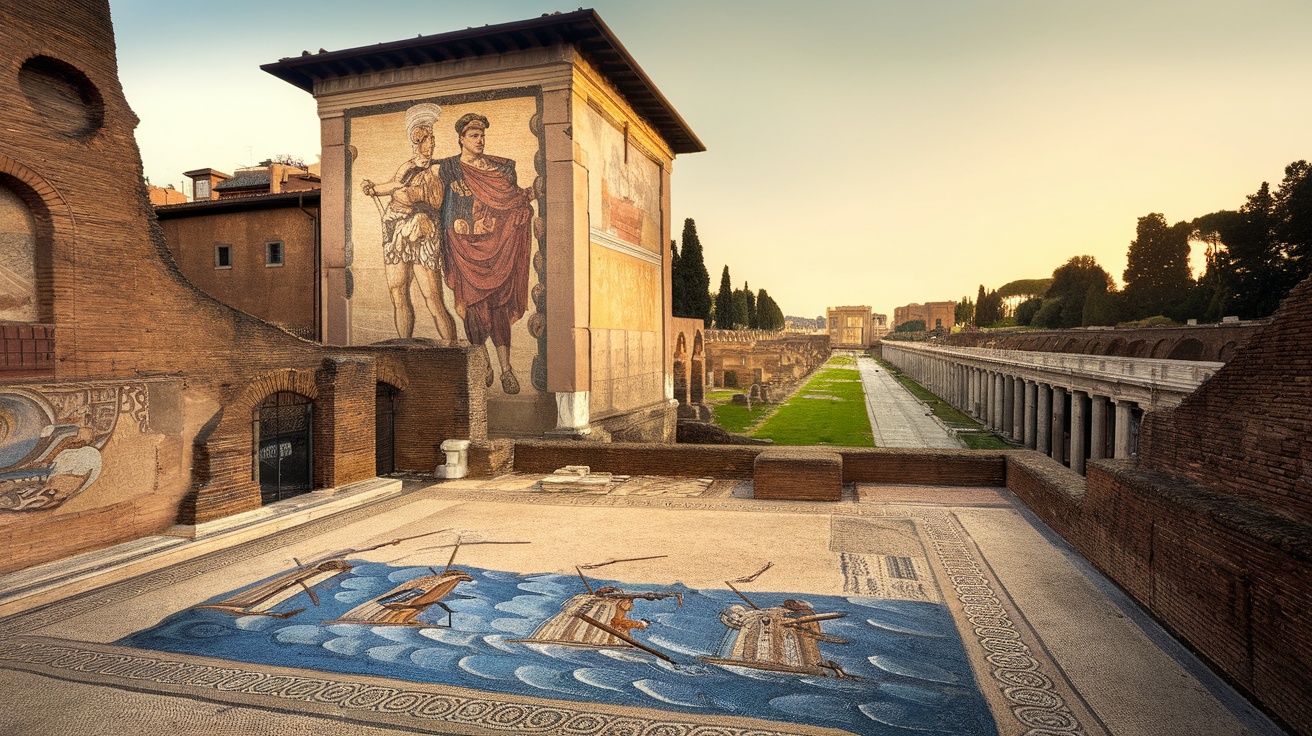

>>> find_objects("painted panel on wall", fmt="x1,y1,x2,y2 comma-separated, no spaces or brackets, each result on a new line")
0,185,39,322
575,103,662,254
0,384,150,511
589,245,660,332
346,90,546,397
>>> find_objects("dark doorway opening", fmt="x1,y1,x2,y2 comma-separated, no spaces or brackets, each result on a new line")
257,391,313,504
376,383,397,475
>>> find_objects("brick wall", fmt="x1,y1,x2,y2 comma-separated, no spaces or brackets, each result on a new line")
1139,275,1312,526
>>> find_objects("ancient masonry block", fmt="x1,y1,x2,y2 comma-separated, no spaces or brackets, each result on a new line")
753,448,843,501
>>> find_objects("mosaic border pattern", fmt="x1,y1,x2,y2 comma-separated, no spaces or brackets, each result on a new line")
0,638,804,736
915,509,1091,736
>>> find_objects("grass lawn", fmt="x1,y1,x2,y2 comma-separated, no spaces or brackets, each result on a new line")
710,400,773,433
875,359,1011,450
749,355,874,446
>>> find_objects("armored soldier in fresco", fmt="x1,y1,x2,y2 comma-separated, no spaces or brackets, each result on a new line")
360,103,458,343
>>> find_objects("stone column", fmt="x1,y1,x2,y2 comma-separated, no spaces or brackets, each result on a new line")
1114,401,1134,458
1011,376,1024,442
1051,386,1066,465
1070,390,1087,475
1002,375,1015,438
1089,395,1107,461
1024,380,1037,449
994,373,1005,431
984,371,993,428
1036,383,1051,454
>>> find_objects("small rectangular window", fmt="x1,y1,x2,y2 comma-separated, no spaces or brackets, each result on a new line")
195,179,210,200
215,244,232,269
265,241,284,267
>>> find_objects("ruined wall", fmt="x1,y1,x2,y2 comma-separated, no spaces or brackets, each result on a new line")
945,323,1260,362
704,331,828,390
1137,276,1312,524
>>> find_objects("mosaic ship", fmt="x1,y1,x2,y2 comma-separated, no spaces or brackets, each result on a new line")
194,559,353,619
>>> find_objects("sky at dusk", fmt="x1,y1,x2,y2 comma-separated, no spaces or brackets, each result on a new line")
111,0,1312,319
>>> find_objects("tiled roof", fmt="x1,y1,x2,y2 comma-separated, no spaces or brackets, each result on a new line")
214,171,271,191
261,9,703,155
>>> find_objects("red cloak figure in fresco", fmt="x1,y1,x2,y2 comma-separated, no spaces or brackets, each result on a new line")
434,112,533,395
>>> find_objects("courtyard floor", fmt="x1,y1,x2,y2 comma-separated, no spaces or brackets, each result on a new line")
0,474,1285,736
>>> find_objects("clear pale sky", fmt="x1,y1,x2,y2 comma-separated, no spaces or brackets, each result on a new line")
111,0,1312,319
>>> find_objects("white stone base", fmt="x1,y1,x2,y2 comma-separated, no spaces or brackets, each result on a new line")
436,439,470,479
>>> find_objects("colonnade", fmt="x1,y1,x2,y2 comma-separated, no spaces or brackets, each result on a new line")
882,343,1223,475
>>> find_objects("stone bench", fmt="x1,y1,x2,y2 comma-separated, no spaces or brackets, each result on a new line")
753,448,843,501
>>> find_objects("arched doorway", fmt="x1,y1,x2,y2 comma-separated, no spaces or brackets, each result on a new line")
256,391,313,504
376,383,397,475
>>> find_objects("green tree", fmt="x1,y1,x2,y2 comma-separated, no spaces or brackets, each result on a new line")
675,219,713,326
894,319,926,333
975,284,987,326
1122,213,1193,321
1044,256,1114,328
1014,297,1042,326
743,282,757,328
1275,160,1312,289
954,295,975,327
714,266,735,329
670,240,685,316
975,288,1004,327
756,289,785,330
731,288,750,328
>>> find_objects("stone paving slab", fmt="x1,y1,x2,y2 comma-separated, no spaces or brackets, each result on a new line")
856,356,963,449
0,474,1283,736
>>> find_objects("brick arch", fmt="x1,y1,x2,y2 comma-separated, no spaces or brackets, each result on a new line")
692,330,704,358
232,368,320,418
375,357,410,391
0,154,74,323
1168,338,1204,361
1150,338,1173,358
1218,340,1239,362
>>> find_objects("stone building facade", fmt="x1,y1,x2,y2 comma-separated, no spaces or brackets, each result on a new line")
826,305,887,348
893,300,956,331
0,0,481,573
262,11,703,441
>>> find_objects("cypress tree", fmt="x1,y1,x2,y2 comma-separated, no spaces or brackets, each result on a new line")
679,219,713,326
669,239,687,317
714,266,735,329
743,281,757,328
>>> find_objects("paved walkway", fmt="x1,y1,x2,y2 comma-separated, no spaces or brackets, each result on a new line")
856,355,963,448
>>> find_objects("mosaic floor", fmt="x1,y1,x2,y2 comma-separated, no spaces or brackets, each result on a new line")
0,476,1281,736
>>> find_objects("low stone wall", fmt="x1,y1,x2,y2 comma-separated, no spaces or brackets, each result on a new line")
512,443,1007,486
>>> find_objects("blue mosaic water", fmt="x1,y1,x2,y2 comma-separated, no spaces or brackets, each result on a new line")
120,563,998,735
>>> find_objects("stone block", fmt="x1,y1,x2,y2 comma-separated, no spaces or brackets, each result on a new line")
753,448,842,501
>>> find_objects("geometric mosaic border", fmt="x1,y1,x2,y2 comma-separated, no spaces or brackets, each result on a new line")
0,638,823,736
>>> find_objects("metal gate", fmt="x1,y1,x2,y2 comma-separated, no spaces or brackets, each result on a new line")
257,392,312,504
375,383,396,475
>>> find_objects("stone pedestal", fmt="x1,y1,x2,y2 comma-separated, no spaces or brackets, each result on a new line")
436,439,470,479
753,448,842,501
